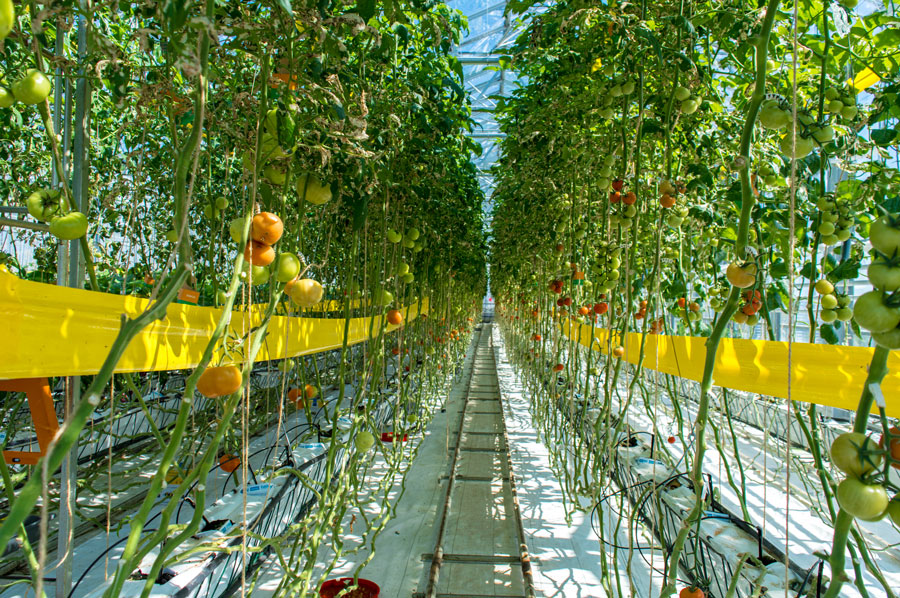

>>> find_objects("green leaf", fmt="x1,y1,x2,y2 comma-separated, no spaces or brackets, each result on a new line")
274,0,292,15
829,258,861,281
820,323,840,345
356,0,376,22
871,127,897,147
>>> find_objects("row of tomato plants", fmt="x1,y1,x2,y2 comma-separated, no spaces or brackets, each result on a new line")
490,0,899,596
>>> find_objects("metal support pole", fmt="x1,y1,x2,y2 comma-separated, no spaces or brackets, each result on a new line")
56,12,90,598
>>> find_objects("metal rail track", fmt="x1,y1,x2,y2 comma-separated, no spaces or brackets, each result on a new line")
420,322,535,598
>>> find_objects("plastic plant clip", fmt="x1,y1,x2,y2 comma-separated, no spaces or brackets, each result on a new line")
2,378,60,465
849,67,880,91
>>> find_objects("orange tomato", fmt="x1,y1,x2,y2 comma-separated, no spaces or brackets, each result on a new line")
197,365,242,398
680,587,705,598
244,240,275,266
387,309,403,326
659,193,676,208
219,454,241,473
552,363,564,372
251,212,284,245
623,191,637,205
612,346,625,358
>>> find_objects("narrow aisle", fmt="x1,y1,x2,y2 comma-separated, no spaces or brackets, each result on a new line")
420,322,534,598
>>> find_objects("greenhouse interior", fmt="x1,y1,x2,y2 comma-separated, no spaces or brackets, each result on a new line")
1,0,900,597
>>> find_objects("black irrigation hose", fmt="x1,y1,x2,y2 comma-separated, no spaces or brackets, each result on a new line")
68,527,159,598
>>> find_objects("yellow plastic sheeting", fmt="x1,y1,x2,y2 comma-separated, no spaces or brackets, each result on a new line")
0,268,426,380
560,319,900,418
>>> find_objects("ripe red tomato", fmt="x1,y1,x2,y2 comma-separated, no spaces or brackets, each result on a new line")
610,191,622,204
197,365,243,398
659,194,676,208
623,191,636,205
553,363,564,372
612,179,624,191
878,426,900,470
677,297,686,308
594,302,608,315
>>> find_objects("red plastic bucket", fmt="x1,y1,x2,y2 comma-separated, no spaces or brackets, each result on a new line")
319,578,380,598
380,432,408,443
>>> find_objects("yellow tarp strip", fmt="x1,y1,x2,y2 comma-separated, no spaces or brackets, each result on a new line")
559,319,899,418
0,268,426,379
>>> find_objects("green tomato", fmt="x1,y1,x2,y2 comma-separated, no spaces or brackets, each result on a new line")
0,86,13,108
779,133,816,158
680,99,700,114
872,327,900,349
203,204,221,220
837,477,889,521
264,165,286,185
758,99,789,130
819,309,837,323
841,105,858,120
229,218,244,243
746,314,759,326
275,252,301,283
621,81,635,95
386,229,402,243
401,237,415,249
406,227,420,241
868,262,900,291
824,87,839,101
836,228,852,242
830,432,883,477
165,229,179,243
869,216,900,256
815,280,835,296
673,86,691,101
821,294,839,309
376,289,394,306
25,189,62,222
0,0,13,41
836,307,853,322
811,124,835,144
818,222,836,236
215,290,228,306
354,430,376,452
396,261,409,276
401,272,414,284
250,265,270,285
887,495,900,527
12,69,52,105
406,413,418,425
853,290,900,333
49,211,88,240
296,172,332,205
